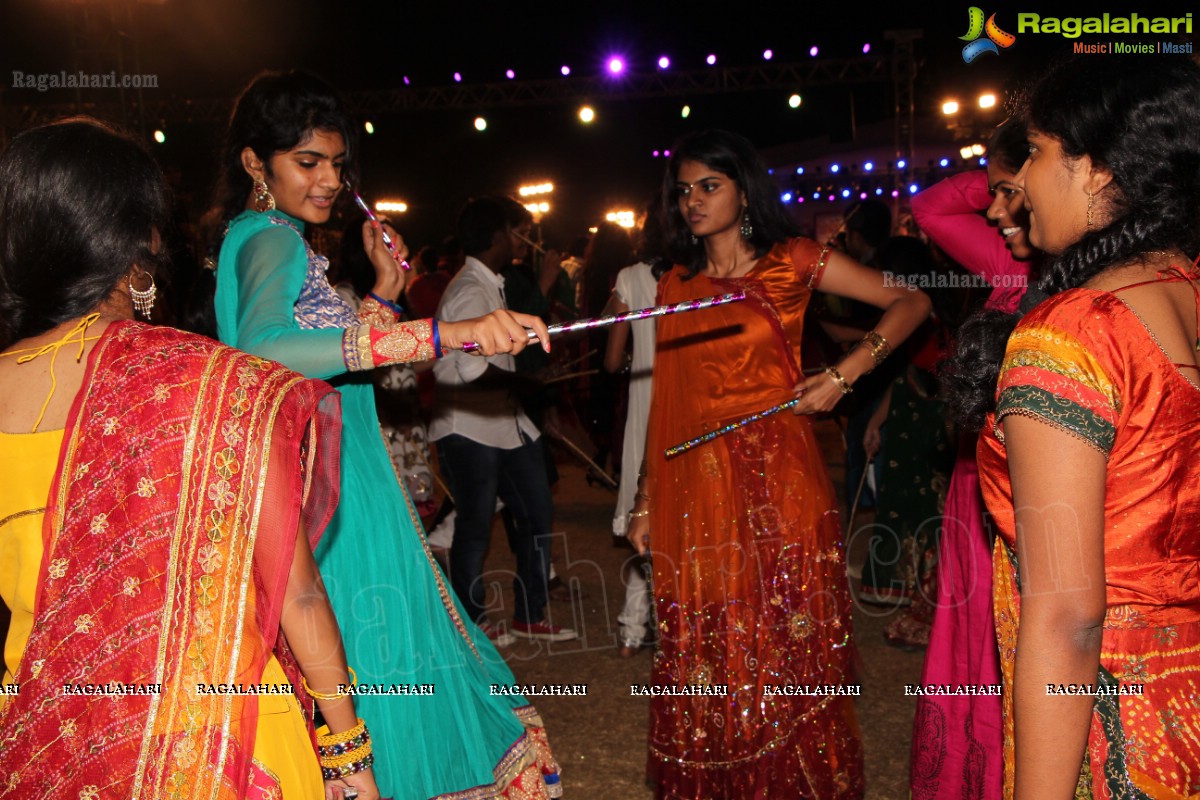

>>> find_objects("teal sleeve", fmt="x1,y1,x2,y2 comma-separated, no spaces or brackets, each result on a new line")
230,226,349,380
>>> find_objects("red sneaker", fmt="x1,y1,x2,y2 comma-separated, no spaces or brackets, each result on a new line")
479,621,515,647
510,619,578,642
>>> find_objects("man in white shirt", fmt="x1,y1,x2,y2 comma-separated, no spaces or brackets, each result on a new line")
430,196,576,644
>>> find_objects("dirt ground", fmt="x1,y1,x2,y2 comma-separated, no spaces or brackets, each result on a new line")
474,417,924,799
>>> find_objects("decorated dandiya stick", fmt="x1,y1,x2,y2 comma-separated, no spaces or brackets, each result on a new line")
665,397,802,459
461,291,745,353
346,182,411,270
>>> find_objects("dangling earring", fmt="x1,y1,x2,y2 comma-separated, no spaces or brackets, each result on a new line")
253,177,275,213
690,233,699,245
740,210,753,240
1086,193,1094,231
129,268,157,318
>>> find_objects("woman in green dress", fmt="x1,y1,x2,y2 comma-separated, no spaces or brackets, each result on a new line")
211,70,562,800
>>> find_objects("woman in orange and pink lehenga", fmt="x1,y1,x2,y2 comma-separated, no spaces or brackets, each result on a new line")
627,129,931,799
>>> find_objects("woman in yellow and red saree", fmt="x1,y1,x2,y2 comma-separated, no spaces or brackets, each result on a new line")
947,56,1200,799
0,119,375,799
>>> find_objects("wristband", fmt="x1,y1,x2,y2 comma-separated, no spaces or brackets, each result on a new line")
367,291,405,317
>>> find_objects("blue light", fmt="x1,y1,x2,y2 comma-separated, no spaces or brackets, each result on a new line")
812,192,821,200
897,159,907,169
979,157,988,166
841,188,851,198
864,162,874,171
875,188,883,195
767,168,774,175
939,158,950,167
830,164,840,173
795,166,805,175
908,183,919,194
781,192,793,203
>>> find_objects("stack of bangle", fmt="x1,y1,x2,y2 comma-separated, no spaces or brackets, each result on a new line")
858,331,892,368
825,366,853,395
317,718,375,780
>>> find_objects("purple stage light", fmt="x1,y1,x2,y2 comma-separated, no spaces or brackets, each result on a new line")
809,45,819,57
505,69,515,79
658,56,670,69
453,72,462,82
763,49,773,60
863,43,871,54
706,54,717,65
608,57,625,75
561,65,571,76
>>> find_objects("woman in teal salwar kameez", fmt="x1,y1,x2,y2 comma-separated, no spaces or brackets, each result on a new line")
212,70,561,800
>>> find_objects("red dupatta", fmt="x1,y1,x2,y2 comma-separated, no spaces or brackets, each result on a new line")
0,322,340,799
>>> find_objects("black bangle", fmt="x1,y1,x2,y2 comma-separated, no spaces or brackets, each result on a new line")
368,291,404,317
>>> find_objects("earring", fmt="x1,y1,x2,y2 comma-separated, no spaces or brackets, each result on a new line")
690,233,699,245
253,178,275,213
1086,192,1094,231
129,269,157,318
740,210,753,240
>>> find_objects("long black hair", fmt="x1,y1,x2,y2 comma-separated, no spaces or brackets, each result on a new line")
661,129,800,277
210,70,356,252
945,57,1200,431
179,71,356,338
0,117,168,347
987,116,1029,176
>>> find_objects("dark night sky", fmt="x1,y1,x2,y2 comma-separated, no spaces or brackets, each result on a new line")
1,0,1196,247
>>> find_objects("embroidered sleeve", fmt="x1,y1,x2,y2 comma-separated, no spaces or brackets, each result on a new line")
357,294,400,327
341,319,436,371
994,321,1119,456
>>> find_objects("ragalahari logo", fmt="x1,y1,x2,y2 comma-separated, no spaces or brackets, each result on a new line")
960,7,1017,62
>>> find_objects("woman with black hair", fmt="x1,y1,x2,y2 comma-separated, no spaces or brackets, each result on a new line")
0,118,375,799
908,117,1040,800
952,57,1200,797
210,71,562,799
626,129,931,798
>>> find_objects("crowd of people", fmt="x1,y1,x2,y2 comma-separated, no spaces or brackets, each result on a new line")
1,54,1198,800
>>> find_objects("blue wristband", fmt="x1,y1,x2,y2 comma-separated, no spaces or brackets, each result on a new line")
368,291,404,317
432,319,443,358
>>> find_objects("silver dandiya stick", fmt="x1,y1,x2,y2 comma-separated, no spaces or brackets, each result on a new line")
460,291,746,353
665,397,802,459
346,182,411,270
664,366,831,457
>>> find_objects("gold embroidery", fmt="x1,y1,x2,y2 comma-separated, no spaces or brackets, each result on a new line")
89,514,108,535
48,559,68,579
122,577,140,596
371,319,436,365
136,477,156,498
357,295,398,327
74,614,94,634
342,324,372,372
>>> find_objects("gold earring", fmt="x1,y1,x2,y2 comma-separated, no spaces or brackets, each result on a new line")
253,178,275,213
129,268,157,318
1086,192,1094,230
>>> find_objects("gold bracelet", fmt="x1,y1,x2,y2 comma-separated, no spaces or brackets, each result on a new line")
825,366,853,395
858,331,891,368
303,666,357,701
317,717,367,747
321,741,374,769
628,509,649,518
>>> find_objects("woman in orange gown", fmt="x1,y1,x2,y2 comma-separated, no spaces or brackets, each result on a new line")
951,58,1200,797
627,129,931,798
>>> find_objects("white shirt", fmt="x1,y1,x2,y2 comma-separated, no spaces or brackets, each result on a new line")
429,256,541,448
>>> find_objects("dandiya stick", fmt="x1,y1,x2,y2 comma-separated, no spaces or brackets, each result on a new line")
558,349,597,372
544,425,618,489
664,364,834,457
461,291,745,353
346,182,411,270
665,397,801,459
543,369,597,385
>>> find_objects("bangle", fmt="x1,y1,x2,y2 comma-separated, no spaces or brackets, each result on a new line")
628,509,649,518
367,291,404,317
825,366,853,395
858,331,891,368
303,666,356,700
432,319,443,358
